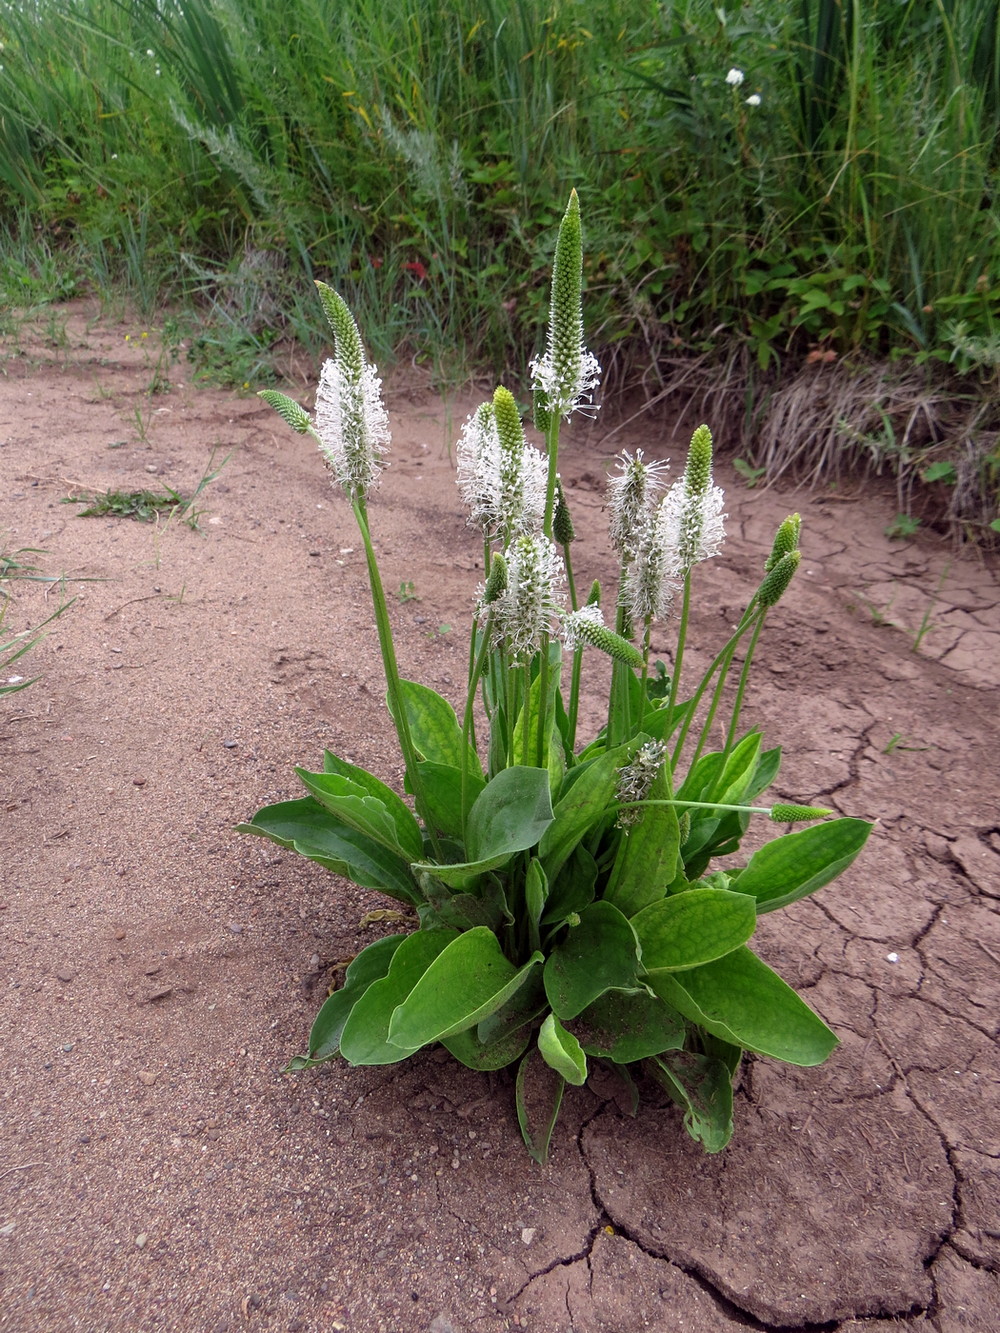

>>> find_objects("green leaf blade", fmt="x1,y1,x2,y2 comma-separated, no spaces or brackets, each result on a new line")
633,889,757,973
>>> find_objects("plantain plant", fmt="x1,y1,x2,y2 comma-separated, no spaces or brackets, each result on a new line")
240,192,872,1161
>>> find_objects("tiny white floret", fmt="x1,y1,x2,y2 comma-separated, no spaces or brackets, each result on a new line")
726,68,745,86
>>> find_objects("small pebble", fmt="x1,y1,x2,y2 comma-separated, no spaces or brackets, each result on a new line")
137,1071,157,1086
521,1227,537,1245
56,967,75,983
135,1233,148,1249
223,739,238,749
132,777,147,787
227,923,244,935
886,952,899,963
62,1042,74,1053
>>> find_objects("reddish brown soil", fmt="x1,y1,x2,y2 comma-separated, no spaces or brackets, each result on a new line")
1,303,998,1333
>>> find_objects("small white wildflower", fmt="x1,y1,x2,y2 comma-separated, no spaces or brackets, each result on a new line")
314,357,390,499
745,93,761,107
456,403,501,533
146,48,155,57
493,535,564,659
726,68,745,86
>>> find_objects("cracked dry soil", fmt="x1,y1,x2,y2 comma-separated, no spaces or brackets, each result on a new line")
1,303,998,1333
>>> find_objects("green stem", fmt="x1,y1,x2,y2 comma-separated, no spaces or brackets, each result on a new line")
353,496,441,859
461,614,493,831
664,567,692,740
670,602,759,772
542,416,561,539
722,609,767,761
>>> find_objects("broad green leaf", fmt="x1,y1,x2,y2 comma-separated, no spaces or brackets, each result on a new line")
646,946,838,1065
236,798,419,904
443,1021,532,1071
544,901,641,1019
388,927,544,1047
538,1014,588,1086
633,889,757,973
296,768,416,860
392,678,483,777
407,760,484,839
569,988,687,1063
604,764,680,917
539,742,632,882
540,843,598,925
465,766,554,864
731,818,873,914
339,929,458,1065
746,746,781,800
307,934,405,1061
647,1051,734,1152
416,872,510,933
516,1047,566,1165
321,750,424,860
477,970,547,1046
413,767,553,885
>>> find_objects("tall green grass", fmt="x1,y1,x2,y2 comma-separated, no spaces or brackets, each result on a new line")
1,0,998,531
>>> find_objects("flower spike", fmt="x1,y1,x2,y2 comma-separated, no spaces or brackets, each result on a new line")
312,282,389,500
530,190,602,421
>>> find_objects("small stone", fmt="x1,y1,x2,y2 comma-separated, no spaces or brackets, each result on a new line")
132,777,147,787
55,967,75,983
886,952,899,964
137,1070,158,1086
520,1227,537,1245
143,985,173,1003
429,1317,461,1333
114,930,126,941
135,1233,148,1249
222,739,238,749
227,923,244,935
62,1042,74,1053
205,1128,221,1141
0,1222,16,1237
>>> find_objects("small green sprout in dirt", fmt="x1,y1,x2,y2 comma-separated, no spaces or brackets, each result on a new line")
242,194,873,1164
1,537,75,697
732,458,766,488
885,513,921,540
397,581,418,603
63,451,229,529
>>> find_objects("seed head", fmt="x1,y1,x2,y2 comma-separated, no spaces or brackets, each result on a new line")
625,507,678,624
553,477,575,545
616,740,668,829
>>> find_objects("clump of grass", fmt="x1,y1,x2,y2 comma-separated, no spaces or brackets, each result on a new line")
63,450,229,528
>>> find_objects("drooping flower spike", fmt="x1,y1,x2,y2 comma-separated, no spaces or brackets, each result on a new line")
530,190,602,423
312,281,390,501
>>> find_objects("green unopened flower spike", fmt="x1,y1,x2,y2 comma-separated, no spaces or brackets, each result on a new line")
770,803,833,822
553,478,575,545
482,551,508,604
312,282,389,500
258,390,311,434
492,386,546,538
530,189,601,420
756,550,801,607
765,514,801,572
586,579,601,606
562,605,643,666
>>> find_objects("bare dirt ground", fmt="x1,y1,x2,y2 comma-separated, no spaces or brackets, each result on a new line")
1,301,998,1333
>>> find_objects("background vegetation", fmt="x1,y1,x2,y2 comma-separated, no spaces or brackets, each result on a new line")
1,0,998,537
